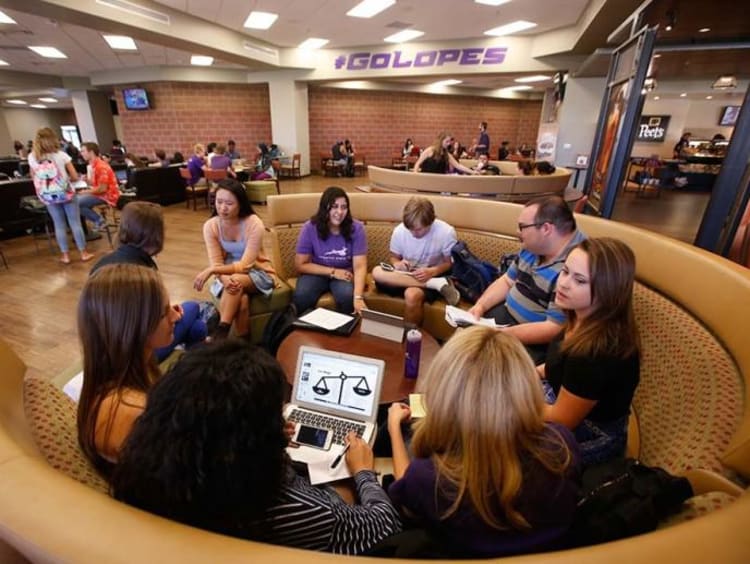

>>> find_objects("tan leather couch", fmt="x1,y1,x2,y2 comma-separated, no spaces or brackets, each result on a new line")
367,164,571,201
1,193,749,562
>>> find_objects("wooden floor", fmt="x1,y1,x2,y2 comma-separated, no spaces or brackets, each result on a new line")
0,173,711,382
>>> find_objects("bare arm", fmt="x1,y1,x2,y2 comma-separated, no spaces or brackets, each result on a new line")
544,387,597,429
448,153,477,175
65,161,79,182
468,274,513,318
501,319,564,345
387,403,412,480
412,148,433,173
352,254,368,314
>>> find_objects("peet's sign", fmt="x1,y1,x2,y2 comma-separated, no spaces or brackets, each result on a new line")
334,47,508,71
636,115,671,143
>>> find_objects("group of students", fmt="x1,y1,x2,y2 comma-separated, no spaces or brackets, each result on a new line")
73,186,641,557
186,141,278,187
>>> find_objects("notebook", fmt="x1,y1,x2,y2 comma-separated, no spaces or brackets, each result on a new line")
284,346,384,483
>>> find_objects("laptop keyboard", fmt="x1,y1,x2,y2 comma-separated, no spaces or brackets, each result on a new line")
288,409,366,445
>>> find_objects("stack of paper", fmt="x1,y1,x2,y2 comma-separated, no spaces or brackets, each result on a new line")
298,308,355,331
444,305,497,328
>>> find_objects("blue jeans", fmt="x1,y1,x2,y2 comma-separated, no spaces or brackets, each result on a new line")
78,194,107,227
155,301,207,362
293,274,354,315
486,303,549,364
45,197,86,253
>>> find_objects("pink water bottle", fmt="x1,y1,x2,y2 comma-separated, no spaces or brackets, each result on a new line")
404,329,422,380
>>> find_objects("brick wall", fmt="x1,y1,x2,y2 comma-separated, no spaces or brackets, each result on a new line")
115,82,272,159
309,87,542,170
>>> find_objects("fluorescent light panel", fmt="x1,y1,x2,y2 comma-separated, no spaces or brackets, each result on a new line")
515,75,550,83
431,79,462,87
30,104,47,109
103,35,137,50
298,38,328,50
6,99,27,105
0,10,16,24
190,55,213,66
244,11,278,30
347,0,395,18
39,97,58,103
501,85,532,92
475,0,512,6
484,20,536,36
0,59,8,66
384,29,424,43
29,46,67,59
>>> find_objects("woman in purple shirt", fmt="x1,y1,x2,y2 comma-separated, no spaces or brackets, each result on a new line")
387,326,580,558
293,186,368,315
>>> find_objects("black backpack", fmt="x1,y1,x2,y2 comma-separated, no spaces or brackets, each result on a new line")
450,241,499,304
259,303,297,356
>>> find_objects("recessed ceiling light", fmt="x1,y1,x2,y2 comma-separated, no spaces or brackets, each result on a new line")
298,38,329,50
654,96,660,100
38,97,58,103
384,29,424,43
699,27,710,33
30,104,47,109
103,35,137,50
6,99,27,105
430,79,462,87
243,11,278,30
0,59,8,66
653,53,661,58
0,10,17,24
190,55,214,66
475,0,512,5
680,92,687,97
347,0,395,18
28,46,67,59
515,75,550,83
484,20,536,37
501,85,533,92
706,95,713,99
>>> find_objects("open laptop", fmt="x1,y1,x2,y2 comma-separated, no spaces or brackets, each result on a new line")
284,346,384,470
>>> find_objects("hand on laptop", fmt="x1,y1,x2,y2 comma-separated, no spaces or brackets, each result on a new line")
283,420,295,443
344,431,374,475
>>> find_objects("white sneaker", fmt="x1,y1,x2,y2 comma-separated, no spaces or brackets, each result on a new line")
439,280,460,306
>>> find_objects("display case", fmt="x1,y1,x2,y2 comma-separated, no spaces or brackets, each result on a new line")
677,139,729,190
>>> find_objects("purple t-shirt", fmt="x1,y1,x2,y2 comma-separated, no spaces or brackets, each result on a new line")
187,155,204,184
210,154,232,171
295,220,367,270
388,423,580,558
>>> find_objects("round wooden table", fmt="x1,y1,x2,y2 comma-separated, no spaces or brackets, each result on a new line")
277,325,440,404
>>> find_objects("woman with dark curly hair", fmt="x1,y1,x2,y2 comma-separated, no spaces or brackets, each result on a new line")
111,340,401,554
293,186,368,315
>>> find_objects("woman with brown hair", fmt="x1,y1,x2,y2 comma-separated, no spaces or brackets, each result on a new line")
387,327,579,557
413,131,477,175
77,263,180,474
541,237,641,466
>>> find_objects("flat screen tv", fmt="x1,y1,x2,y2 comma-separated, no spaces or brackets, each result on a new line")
718,105,740,126
122,88,150,111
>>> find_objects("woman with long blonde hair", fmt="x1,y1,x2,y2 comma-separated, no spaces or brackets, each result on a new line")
387,327,579,557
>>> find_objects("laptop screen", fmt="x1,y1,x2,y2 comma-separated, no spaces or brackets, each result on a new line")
294,348,383,419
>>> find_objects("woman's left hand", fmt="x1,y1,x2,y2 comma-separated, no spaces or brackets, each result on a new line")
353,296,366,315
193,268,213,291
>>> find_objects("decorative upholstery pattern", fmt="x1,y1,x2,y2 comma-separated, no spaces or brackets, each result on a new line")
273,226,302,280
632,284,743,478
23,377,108,494
659,492,737,528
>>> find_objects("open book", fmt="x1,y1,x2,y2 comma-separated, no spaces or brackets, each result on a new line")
444,305,497,328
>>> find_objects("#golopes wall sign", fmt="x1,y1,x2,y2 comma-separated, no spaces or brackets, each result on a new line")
333,47,508,70
636,115,670,143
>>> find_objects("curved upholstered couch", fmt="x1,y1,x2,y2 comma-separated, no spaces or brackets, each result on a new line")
367,164,572,201
1,193,749,562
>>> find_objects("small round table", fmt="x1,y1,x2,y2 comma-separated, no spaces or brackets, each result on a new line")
277,325,440,404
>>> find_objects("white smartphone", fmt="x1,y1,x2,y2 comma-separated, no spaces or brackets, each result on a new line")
293,424,333,451
209,278,223,298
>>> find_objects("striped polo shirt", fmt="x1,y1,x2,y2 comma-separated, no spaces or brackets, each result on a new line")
505,230,587,324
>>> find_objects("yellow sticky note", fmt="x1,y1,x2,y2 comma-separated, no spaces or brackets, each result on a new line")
409,393,426,418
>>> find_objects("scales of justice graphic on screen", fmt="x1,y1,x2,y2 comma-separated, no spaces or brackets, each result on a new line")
298,354,378,414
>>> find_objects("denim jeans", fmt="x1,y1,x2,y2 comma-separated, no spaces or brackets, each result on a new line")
485,303,549,364
45,197,86,253
154,301,207,362
293,274,354,315
78,194,107,227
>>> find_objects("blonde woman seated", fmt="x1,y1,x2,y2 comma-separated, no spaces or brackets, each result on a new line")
540,238,640,467
413,131,477,175
77,264,180,474
194,179,276,340
387,327,580,557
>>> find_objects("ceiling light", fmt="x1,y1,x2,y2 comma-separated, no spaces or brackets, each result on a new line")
38,97,58,103
706,95,713,99
515,75,550,83
654,96,660,100
664,9,676,31
190,55,213,66
347,0,395,18
712,75,737,89
28,46,67,59
103,35,137,50
698,27,710,33
243,11,278,30
475,0,512,5
30,104,47,109
384,29,424,43
6,100,27,105
0,10,16,24
680,92,687,97
643,77,657,92
298,38,329,50
430,79,462,87
653,53,661,58
95,0,170,25
0,59,8,66
484,20,537,37
501,85,533,92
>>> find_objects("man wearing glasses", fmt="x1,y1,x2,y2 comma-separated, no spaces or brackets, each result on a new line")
468,196,585,363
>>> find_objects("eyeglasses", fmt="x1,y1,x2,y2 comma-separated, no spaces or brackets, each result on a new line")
517,222,543,231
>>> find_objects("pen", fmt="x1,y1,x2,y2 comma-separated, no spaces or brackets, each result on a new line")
330,443,350,469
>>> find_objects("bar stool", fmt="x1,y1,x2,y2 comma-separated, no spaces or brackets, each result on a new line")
204,168,228,214
180,167,209,211
93,203,116,248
